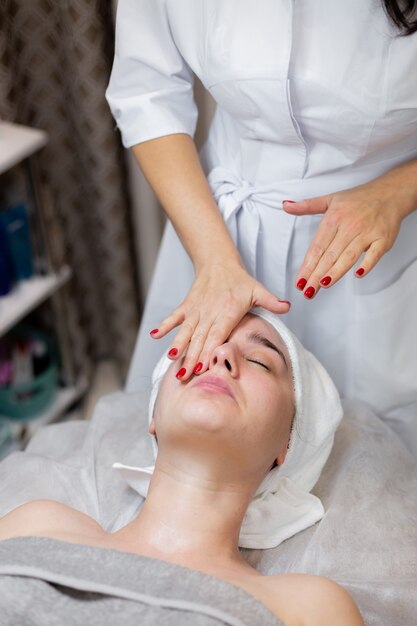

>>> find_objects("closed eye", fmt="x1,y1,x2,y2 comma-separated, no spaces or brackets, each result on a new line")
247,358,270,371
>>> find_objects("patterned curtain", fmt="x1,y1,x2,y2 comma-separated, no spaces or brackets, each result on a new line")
0,0,141,380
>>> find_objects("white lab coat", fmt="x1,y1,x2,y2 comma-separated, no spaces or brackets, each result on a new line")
106,0,417,456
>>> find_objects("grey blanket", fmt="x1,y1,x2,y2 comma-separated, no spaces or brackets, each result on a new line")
0,536,283,626
0,391,417,625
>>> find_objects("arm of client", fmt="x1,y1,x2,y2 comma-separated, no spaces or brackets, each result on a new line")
0,499,102,543
260,574,364,626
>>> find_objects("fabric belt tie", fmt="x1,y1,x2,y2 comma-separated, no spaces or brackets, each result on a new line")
207,166,295,294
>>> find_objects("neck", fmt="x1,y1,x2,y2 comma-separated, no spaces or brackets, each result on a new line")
115,459,259,573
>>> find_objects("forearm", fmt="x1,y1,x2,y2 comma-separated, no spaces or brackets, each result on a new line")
132,134,243,272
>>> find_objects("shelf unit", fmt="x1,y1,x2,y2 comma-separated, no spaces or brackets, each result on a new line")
6,376,89,449
0,121,88,453
0,266,72,336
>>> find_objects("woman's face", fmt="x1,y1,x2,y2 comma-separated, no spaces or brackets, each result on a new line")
151,314,295,481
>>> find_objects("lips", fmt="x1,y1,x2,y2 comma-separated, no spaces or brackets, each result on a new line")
193,374,235,399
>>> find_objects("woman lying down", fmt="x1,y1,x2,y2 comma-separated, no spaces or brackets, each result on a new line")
0,310,364,626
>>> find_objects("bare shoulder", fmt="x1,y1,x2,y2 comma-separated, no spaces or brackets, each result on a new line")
261,573,365,626
0,499,102,542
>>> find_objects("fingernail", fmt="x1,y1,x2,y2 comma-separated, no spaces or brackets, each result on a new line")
193,362,203,374
150,328,159,336
283,199,296,204
168,348,178,358
278,299,291,307
355,267,365,277
176,367,186,379
297,278,307,290
319,276,332,287
304,286,316,299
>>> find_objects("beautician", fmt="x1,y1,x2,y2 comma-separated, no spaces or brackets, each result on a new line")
106,1,417,457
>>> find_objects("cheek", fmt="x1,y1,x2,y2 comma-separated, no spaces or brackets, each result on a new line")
152,365,179,425
154,367,227,431
248,376,293,440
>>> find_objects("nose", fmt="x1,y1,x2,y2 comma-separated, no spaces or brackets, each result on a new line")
209,342,239,376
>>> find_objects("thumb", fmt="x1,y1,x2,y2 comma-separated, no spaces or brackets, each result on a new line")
283,195,331,215
252,284,291,314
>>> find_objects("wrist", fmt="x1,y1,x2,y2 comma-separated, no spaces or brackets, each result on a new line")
384,158,417,220
193,251,245,276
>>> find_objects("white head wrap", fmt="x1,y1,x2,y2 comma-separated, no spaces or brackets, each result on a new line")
113,308,343,549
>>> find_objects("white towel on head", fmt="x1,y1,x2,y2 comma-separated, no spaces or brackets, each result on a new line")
113,308,343,549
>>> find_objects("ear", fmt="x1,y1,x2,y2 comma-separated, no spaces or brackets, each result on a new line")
149,419,156,436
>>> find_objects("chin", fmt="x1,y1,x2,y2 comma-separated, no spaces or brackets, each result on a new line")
180,399,234,434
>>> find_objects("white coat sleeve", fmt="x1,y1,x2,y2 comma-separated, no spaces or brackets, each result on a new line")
106,0,198,148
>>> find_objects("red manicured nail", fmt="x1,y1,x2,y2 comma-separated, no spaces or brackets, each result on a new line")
278,299,291,306
150,328,159,336
176,367,186,379
304,286,316,299
168,348,178,357
355,267,365,277
193,362,203,374
320,276,332,287
297,278,307,290
283,199,296,203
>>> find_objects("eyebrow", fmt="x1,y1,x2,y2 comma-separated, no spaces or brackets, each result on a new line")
246,331,288,370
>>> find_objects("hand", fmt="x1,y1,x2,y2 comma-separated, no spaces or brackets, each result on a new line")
149,261,291,381
283,177,409,299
